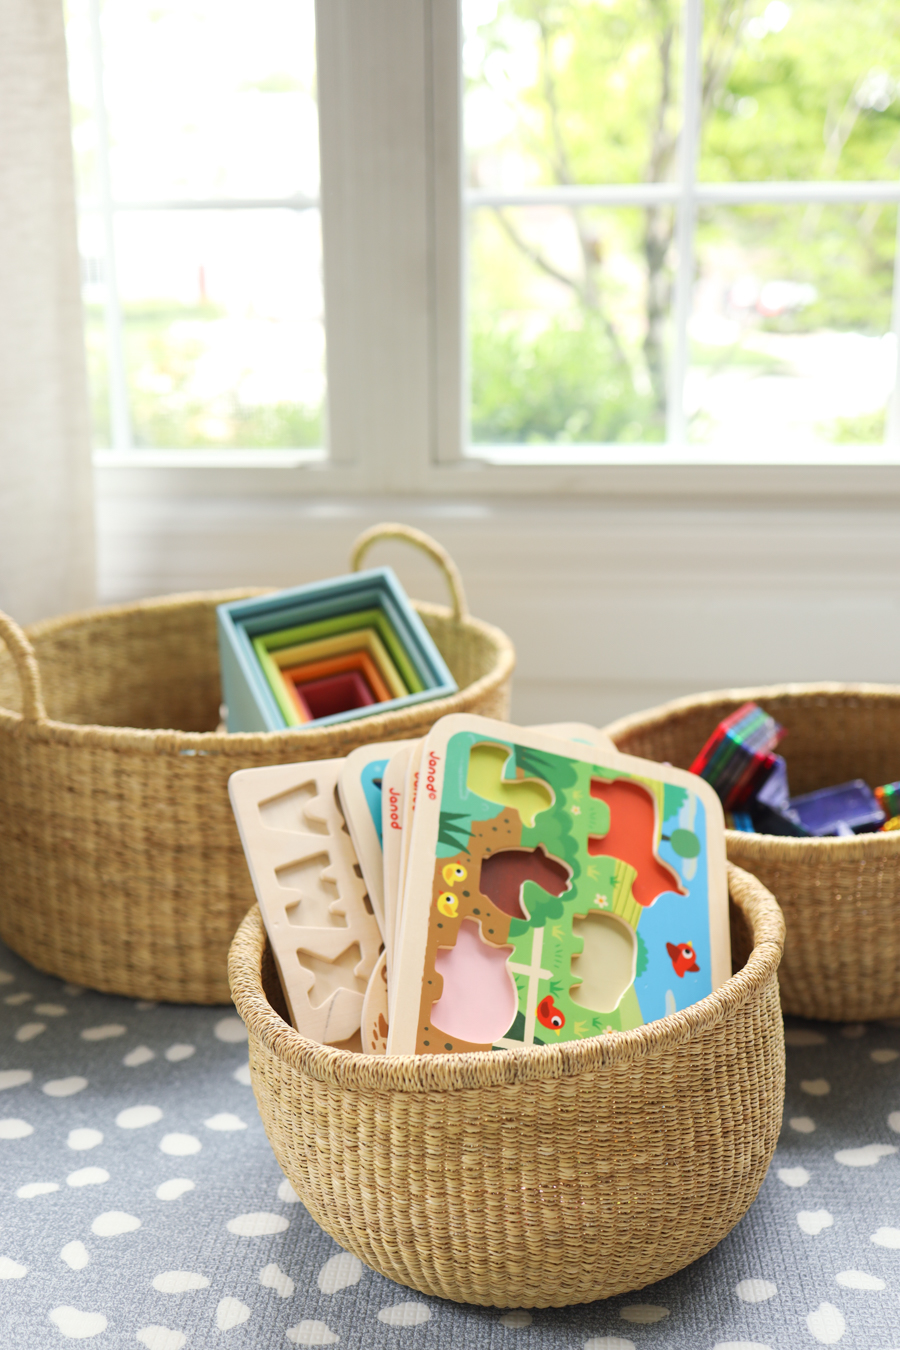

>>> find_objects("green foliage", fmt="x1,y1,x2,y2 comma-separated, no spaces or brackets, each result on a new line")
437,812,473,854
662,784,689,825
668,828,701,860
471,315,661,444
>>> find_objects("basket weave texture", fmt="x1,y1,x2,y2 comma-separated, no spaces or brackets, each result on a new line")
228,863,785,1309
606,683,900,1022
0,525,514,1005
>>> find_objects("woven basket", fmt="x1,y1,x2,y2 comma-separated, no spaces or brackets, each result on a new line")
606,683,900,1022
228,863,785,1309
0,524,514,1005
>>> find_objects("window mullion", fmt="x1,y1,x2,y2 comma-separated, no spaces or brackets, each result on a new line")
666,0,703,447
87,0,132,452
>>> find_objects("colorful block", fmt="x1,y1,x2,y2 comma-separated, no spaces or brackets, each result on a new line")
789,780,885,836
689,703,784,810
217,568,457,733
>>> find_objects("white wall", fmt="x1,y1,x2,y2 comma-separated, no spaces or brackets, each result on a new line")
95,477,900,727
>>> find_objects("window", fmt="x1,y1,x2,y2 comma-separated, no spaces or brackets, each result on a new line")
69,0,900,485
66,0,324,461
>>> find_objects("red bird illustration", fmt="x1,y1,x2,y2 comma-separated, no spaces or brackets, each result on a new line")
536,994,565,1033
666,941,700,978
588,778,687,908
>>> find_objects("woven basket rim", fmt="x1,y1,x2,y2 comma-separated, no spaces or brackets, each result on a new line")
605,681,900,859
228,861,784,1094
0,591,515,756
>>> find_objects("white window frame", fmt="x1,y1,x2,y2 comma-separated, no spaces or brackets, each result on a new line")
89,0,900,502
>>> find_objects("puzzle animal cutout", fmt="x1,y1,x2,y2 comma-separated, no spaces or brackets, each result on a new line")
229,759,383,1050
387,716,729,1056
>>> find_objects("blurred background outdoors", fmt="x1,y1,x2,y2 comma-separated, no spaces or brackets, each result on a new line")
68,0,900,454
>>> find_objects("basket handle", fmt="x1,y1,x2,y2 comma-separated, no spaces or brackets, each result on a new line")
350,523,469,622
0,610,48,722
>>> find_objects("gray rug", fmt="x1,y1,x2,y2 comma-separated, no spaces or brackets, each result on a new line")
2,938,900,1350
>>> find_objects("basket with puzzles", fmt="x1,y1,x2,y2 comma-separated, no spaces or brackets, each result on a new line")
228,714,785,1307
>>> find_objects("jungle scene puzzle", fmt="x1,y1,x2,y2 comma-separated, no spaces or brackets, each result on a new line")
388,716,730,1056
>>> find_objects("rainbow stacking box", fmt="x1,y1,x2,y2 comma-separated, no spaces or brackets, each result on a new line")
689,702,783,810
217,568,457,733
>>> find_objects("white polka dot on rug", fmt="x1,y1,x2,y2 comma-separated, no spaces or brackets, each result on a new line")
16,1022,46,1042
152,1271,210,1293
260,1263,295,1298
35,1003,67,1016
17,1180,59,1198
278,1177,301,1204
777,1166,810,1188
317,1251,362,1293
0,1117,34,1139
377,1304,431,1327
81,1024,126,1041
135,1000,157,1011
214,1016,247,1044
64,984,85,997
870,1048,899,1063
156,1179,195,1201
0,1070,33,1090
583,1338,637,1350
227,1212,289,1237
44,1077,88,1098
888,1111,900,1133
61,1241,90,1270
116,1105,162,1129
91,1210,141,1236
123,1047,155,1068
835,1144,897,1167
499,1311,532,1328
620,1305,669,1323
0,969,13,984
806,1302,846,1345
68,1128,103,1151
801,1079,830,1096
164,1044,194,1063
784,1028,827,1046
835,1270,885,1289
67,1167,109,1187
798,1210,834,1235
285,1321,339,1346
789,1116,816,1133
233,1063,251,1086
841,1023,866,1038
5,991,32,1005
136,1327,186,1350
0,1257,28,1279
736,1279,777,1303
204,1113,246,1132
48,1306,108,1339
159,1133,201,1156
871,1226,900,1248
216,1297,251,1330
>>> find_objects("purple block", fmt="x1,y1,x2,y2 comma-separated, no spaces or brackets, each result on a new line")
789,779,886,836
756,755,791,812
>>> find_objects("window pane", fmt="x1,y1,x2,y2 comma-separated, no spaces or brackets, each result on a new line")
463,1,685,190
113,210,324,449
103,0,317,200
688,204,898,448
700,0,900,182
469,205,670,445
65,0,322,451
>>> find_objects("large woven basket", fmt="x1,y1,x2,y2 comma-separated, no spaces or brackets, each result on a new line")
228,863,785,1308
0,525,514,1005
606,683,900,1022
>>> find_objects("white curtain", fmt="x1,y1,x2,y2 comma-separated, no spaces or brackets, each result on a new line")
0,0,95,626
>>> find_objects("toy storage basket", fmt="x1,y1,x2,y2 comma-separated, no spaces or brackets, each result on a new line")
0,525,514,1005
228,863,785,1309
606,683,900,1022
